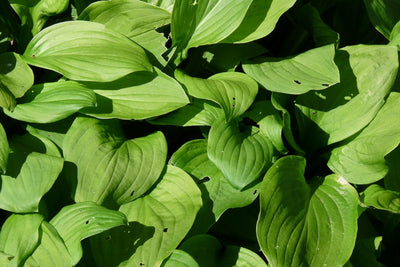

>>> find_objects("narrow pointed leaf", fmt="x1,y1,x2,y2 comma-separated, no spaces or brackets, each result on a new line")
328,93,400,184
0,123,9,174
23,21,152,82
208,117,274,189
243,44,340,95
257,156,358,267
361,184,400,213
4,81,96,123
24,221,73,267
364,0,400,39
50,202,128,265
63,117,167,205
175,70,258,121
0,152,63,213
223,0,296,43
0,214,44,267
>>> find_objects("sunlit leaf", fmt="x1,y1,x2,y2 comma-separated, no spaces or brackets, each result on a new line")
364,0,400,39
0,123,9,174
161,250,199,267
361,184,400,213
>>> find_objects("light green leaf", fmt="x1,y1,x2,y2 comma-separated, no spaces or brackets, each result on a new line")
4,81,96,123
24,221,73,267
171,0,253,60
161,250,199,267
257,156,358,267
364,0,400,39
389,20,400,50
175,70,258,121
0,214,44,267
328,92,400,184
143,0,175,12
0,123,8,174
81,68,189,120
0,52,34,110
63,116,167,205
296,44,399,145
0,251,13,266
179,234,268,267
0,152,63,213
170,139,259,233
23,21,152,82
243,44,340,95
223,0,296,43
79,0,171,66
361,184,400,213
102,165,202,267
50,202,128,265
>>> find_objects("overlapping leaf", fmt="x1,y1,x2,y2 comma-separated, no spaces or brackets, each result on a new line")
243,44,340,94
328,92,400,184
364,0,400,39
257,156,358,267
361,184,400,213
161,250,199,267
4,81,96,123
50,202,127,265
0,122,9,174
63,116,167,205
23,21,152,82
89,166,202,267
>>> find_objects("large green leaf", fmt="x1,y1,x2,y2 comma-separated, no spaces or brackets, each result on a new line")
364,0,400,39
207,117,274,189
4,81,96,123
81,68,189,120
143,0,175,12
0,214,44,267
170,139,259,233
89,165,202,267
389,20,400,50
63,116,167,205
79,0,171,66
361,184,400,213
296,45,398,145
171,0,253,60
257,156,358,267
178,234,268,267
0,152,63,213
50,202,128,265
243,44,340,95
175,70,258,121
24,221,73,267
0,122,9,174
328,92,400,184
23,21,152,82
0,52,34,110
161,250,199,267
222,0,296,43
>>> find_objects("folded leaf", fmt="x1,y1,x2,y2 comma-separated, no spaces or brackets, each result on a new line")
257,156,358,267
23,21,152,82
50,202,128,265
243,44,340,94
361,184,400,213
364,0,400,39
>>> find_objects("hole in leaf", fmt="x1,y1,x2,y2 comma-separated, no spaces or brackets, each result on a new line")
32,54,36,58
85,220,90,225
163,228,168,232
232,104,236,108
106,235,111,241
130,190,135,197
232,97,236,100
322,83,329,86
140,263,145,266
294,80,301,84
197,176,210,184
253,190,258,195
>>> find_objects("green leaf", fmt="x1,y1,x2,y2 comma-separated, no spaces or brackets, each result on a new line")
81,68,189,120
170,139,259,233
257,156,359,267
296,44,399,145
143,0,175,12
384,145,400,192
175,70,258,121
103,165,202,267
79,0,171,66
0,152,63,213
0,251,13,266
63,116,167,205
361,184,400,213
222,0,296,43
171,0,253,60
4,81,97,123
0,123,9,174
50,202,128,265
243,44,340,95
364,0,400,39
179,234,268,267
24,222,73,267
0,214,44,267
23,21,152,82
328,92,400,184
207,117,274,189
0,52,34,110
161,250,199,267
389,20,400,50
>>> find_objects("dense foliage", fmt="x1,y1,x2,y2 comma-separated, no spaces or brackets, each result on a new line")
1,0,400,266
